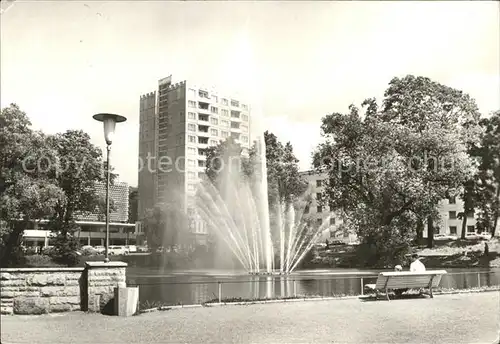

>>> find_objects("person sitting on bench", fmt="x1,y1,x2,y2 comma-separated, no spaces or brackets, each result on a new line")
410,254,426,272
364,264,404,294
392,264,408,297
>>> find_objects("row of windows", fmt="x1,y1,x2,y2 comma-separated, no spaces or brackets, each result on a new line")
187,159,206,168
187,147,207,156
186,124,249,142
304,204,334,213
313,217,337,226
188,144,249,158
445,226,475,235
186,113,248,131
188,135,220,146
312,183,472,216
186,104,249,121
448,211,474,219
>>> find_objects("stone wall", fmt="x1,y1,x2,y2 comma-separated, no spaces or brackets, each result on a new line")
0,267,84,315
1,261,128,315
83,261,127,313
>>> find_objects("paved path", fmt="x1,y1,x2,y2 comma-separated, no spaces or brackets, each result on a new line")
2,292,499,344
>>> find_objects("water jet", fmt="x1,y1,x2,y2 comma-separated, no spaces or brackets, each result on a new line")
192,134,332,275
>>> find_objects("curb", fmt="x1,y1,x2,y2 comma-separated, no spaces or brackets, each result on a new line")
204,295,359,307
434,287,500,295
138,288,500,314
139,295,360,313
140,304,203,313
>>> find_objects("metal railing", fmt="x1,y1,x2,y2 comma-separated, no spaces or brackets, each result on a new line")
129,270,500,307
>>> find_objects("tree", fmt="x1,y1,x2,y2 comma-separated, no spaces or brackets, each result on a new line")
205,136,251,190
470,110,500,237
263,131,308,208
45,130,110,265
313,75,480,265
143,202,188,253
128,188,138,223
458,179,477,239
0,104,65,266
143,205,166,253
205,133,308,207
381,75,481,247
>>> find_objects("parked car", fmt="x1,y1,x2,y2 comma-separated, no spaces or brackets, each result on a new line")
329,239,345,246
94,246,106,255
434,234,458,241
125,245,137,253
80,245,98,256
137,245,149,253
108,246,129,255
465,232,480,240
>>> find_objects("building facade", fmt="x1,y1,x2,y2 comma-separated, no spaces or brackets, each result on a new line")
22,181,138,248
138,91,157,219
75,182,129,223
425,197,479,237
138,75,252,244
300,170,499,240
299,170,356,243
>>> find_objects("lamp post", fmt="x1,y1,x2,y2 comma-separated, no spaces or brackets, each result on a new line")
93,113,127,262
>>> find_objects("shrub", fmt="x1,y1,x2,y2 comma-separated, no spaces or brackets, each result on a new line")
49,221,81,266
25,254,62,267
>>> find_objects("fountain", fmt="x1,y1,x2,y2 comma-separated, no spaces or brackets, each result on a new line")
185,26,331,275
192,134,331,275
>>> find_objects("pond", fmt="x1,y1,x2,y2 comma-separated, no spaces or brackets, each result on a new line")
127,267,500,306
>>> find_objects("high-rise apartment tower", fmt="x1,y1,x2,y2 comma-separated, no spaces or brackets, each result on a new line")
138,75,252,243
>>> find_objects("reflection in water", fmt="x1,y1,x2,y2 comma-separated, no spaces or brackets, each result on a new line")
132,269,500,307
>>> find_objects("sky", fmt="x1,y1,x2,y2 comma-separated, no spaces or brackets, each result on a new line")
1,1,499,187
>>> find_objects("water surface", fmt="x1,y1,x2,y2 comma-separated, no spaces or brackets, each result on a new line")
127,267,500,306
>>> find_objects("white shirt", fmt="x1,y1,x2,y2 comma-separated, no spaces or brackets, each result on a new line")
410,259,426,272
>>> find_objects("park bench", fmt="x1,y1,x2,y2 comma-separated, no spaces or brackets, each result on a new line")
363,270,447,301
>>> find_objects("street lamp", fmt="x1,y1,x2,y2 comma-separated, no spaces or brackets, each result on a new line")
93,113,127,262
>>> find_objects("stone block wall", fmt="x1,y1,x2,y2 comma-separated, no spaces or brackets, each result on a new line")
1,261,128,315
0,268,84,315
84,261,127,313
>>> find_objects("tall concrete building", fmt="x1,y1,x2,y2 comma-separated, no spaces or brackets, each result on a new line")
138,75,252,243
138,90,157,220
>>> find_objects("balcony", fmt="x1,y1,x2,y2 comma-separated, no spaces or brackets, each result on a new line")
198,114,209,122
198,90,210,99
198,137,209,145
198,102,210,111
198,125,209,133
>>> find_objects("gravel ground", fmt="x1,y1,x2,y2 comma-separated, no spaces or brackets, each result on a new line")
1,292,499,344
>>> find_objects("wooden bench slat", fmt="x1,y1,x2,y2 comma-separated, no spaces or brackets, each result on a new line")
377,276,431,288
367,270,447,300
